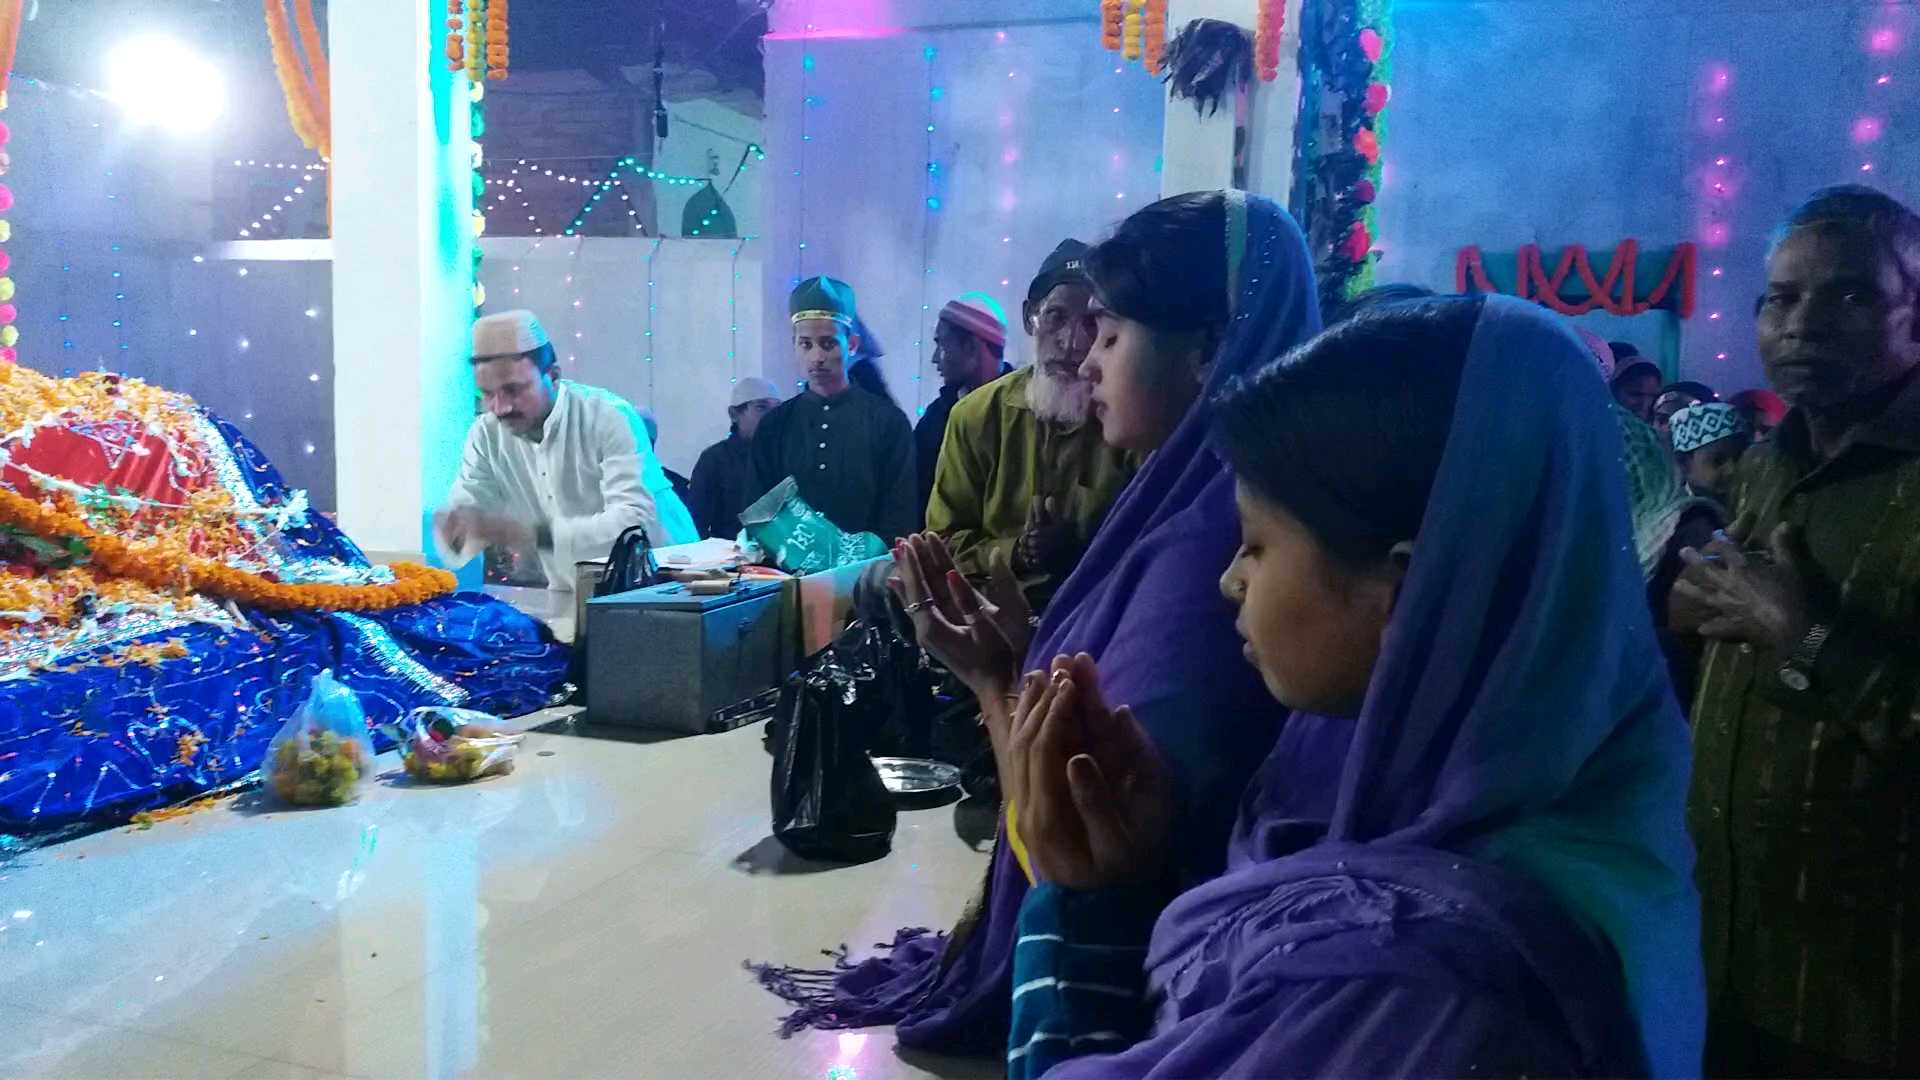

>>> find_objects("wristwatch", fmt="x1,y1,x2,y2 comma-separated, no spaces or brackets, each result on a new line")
1777,622,1831,693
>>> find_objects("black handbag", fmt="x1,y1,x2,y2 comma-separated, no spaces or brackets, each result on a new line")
769,620,898,864
594,524,664,597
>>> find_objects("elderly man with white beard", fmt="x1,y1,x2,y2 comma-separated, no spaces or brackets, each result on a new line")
923,240,1139,612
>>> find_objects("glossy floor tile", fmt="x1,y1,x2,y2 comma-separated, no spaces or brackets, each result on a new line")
0,720,998,1079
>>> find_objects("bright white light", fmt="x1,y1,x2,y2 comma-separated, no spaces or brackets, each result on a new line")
104,35,226,135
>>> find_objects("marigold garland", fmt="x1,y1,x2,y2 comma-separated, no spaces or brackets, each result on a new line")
0,485,454,611
1100,0,1124,51
264,1,326,156
1142,0,1168,74
485,0,509,80
446,0,465,71
465,0,485,83
1122,0,1145,60
1254,0,1285,82
292,0,330,144
0,0,21,97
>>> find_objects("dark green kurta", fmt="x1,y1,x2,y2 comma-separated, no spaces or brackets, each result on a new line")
1690,368,1920,1070
752,384,917,543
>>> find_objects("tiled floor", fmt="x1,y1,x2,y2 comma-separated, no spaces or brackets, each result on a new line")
0,713,999,1080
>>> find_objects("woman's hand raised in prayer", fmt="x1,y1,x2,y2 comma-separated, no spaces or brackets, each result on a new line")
889,533,1032,702
1004,653,1173,892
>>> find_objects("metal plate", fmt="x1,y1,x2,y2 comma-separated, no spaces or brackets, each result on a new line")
870,756,963,796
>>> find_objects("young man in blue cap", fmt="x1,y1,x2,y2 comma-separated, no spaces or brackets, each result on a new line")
752,276,918,542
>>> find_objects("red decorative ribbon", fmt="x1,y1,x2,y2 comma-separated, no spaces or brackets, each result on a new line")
1455,241,1697,318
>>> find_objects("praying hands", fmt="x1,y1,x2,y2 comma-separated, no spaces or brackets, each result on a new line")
995,654,1173,892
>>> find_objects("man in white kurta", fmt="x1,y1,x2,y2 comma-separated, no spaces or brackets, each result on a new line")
434,309,697,593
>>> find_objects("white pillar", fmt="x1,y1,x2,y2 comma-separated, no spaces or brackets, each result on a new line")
1159,0,1304,203
329,0,475,561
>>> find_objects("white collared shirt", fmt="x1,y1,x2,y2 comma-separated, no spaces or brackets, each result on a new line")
443,380,697,591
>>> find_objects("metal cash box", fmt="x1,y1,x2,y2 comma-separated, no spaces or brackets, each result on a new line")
584,578,792,735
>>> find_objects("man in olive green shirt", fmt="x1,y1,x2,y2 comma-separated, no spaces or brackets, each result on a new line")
1675,185,1920,1075
925,241,1137,611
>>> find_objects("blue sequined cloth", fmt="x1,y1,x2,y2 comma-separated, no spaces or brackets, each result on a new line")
0,417,572,838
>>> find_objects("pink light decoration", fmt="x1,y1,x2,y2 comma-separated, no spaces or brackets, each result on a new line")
1868,27,1897,54
1715,156,1727,166
1862,162,1875,172
1709,311,1722,320
1716,352,1728,360
1852,116,1885,143
1877,74,1892,85
1711,267,1723,277
996,30,1007,42
1706,64,1732,93
0,304,15,325
1001,147,1019,164
998,190,1017,211
1705,223,1731,246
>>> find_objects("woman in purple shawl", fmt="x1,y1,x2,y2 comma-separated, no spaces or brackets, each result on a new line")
754,192,1322,1052
1001,295,1705,1077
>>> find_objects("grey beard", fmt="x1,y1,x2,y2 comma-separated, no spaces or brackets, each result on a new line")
1025,368,1093,425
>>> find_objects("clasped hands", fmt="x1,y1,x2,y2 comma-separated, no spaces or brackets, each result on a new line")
1671,512,1824,656
890,532,1171,890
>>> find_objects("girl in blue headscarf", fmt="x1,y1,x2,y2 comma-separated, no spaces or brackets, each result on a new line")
1004,296,1704,1078
754,192,1324,1054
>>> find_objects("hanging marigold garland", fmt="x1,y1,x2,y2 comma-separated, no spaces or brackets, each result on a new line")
464,0,485,82
446,0,466,71
1254,0,1285,82
486,0,509,80
1100,0,1124,51
1142,0,1169,74
1122,0,1146,60
0,488,456,613
263,1,329,159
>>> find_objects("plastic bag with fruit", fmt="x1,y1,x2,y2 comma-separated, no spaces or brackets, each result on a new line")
397,706,522,784
265,670,373,806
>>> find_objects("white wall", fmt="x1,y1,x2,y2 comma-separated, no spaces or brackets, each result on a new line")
1375,0,1918,392
477,237,767,476
761,9,1167,412
654,99,766,239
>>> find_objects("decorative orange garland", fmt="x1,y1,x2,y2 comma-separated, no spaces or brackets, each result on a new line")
1100,0,1123,51
0,0,21,96
486,0,509,80
446,0,465,71
1142,0,1168,73
1255,0,1286,82
1455,240,1698,318
291,0,331,151
0,483,455,611
264,0,326,157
